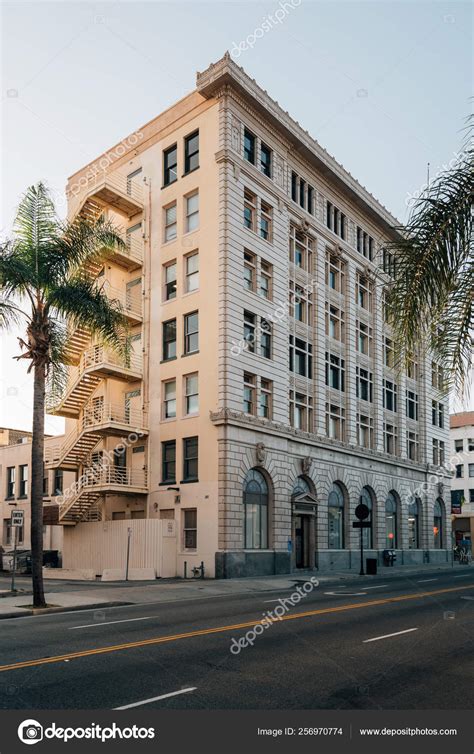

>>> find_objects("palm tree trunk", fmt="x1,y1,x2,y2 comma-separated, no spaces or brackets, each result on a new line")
31,361,46,608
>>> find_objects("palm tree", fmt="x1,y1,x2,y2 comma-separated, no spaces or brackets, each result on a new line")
0,183,128,608
387,117,473,397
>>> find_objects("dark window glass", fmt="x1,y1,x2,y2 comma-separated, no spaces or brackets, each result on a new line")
183,437,198,481
163,144,177,186
163,319,177,360
162,441,176,483
184,312,199,354
291,172,298,202
243,129,255,163
260,143,272,177
184,131,199,173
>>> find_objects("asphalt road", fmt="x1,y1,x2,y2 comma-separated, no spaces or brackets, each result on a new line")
0,569,472,711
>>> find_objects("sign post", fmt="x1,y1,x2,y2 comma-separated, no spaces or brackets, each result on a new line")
353,503,370,576
10,509,24,593
125,527,132,581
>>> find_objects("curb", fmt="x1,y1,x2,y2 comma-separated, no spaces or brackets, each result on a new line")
0,601,132,620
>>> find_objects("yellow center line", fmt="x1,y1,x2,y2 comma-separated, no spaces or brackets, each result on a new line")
1,583,472,674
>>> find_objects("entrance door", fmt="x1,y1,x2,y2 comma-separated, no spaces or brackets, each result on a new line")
295,515,310,569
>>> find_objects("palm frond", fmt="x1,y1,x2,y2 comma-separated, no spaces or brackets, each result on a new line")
387,117,473,396
47,276,129,356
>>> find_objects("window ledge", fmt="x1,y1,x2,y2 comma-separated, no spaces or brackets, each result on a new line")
179,479,199,485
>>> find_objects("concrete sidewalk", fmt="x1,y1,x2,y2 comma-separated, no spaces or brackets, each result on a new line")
0,561,470,619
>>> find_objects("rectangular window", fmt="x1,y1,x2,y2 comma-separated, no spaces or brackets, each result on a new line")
184,373,199,415
432,439,445,466
260,201,273,242
164,261,177,300
6,467,15,498
307,185,314,215
431,362,444,390
325,252,345,293
406,431,420,462
384,337,394,368
185,192,199,233
243,372,256,414
292,282,313,324
259,378,272,419
244,189,257,231
163,144,178,186
382,248,396,277
384,422,398,455
184,130,199,174
383,380,397,412
19,465,28,497
183,508,197,549
259,260,272,299
162,319,177,361
183,437,198,481
290,227,313,272
325,352,345,391
184,311,199,354
53,468,63,495
163,379,176,419
469,439,474,452
326,201,346,238
244,311,256,353
326,403,345,441
291,172,298,202
357,413,374,449
299,178,306,208
260,143,272,177
290,391,313,432
468,463,474,478
325,304,345,342
289,336,313,378
356,367,373,402
260,319,272,359
406,390,419,421
244,250,256,291
164,202,177,242
185,251,199,292
356,320,372,355
407,357,418,380
455,464,463,478
162,441,176,483
454,439,463,453
243,129,256,164
356,273,372,310
356,227,374,260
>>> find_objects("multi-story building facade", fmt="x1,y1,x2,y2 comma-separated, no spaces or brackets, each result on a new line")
450,412,474,547
0,431,73,563
30,53,451,577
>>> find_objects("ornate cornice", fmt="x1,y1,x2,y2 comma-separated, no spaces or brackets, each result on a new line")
197,54,401,236
209,408,447,476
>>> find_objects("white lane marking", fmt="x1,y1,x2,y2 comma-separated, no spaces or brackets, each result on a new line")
360,584,389,590
417,578,437,583
114,687,197,710
324,591,367,596
461,596,474,601
263,599,283,603
363,628,418,643
454,574,472,578
69,616,153,630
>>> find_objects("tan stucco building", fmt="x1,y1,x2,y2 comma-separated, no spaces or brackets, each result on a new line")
1,55,452,578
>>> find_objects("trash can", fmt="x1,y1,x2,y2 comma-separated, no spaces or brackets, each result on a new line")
366,558,377,575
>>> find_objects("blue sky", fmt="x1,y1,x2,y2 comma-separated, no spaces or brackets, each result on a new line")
1,1,472,431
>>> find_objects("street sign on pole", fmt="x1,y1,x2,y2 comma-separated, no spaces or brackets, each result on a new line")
353,504,370,576
10,509,23,593
11,509,24,527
